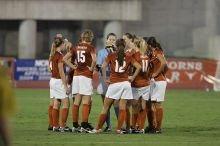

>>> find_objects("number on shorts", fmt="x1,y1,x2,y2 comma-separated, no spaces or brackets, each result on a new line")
115,60,126,73
77,50,86,63
142,60,148,72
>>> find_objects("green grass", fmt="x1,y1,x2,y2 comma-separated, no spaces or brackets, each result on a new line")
11,89,220,146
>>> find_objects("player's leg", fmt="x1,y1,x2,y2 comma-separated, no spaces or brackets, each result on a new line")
96,98,114,131
155,102,163,133
131,99,139,130
48,98,54,130
117,99,128,133
113,99,119,119
52,99,61,131
60,97,70,131
72,93,82,130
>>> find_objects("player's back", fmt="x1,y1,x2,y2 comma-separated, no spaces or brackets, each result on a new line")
107,53,135,83
72,42,96,78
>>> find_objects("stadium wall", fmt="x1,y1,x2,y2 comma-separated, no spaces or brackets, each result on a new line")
1,57,218,90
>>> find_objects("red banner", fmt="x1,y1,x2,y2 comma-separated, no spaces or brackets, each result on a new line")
166,58,218,90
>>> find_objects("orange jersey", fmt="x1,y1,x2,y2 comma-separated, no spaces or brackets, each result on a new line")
105,53,136,83
150,48,166,81
51,51,65,79
132,54,150,87
71,42,96,79
126,48,139,76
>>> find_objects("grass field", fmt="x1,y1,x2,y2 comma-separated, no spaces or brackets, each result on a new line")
11,89,220,146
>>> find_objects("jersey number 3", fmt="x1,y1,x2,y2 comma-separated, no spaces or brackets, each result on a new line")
77,50,86,63
115,60,126,73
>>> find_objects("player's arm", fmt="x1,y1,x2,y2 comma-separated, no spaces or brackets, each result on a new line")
152,54,167,78
58,61,69,94
102,60,111,85
91,53,96,71
63,52,77,70
129,61,141,82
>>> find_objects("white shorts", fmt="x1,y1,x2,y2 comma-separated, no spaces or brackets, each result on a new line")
50,78,67,99
106,81,133,100
132,85,150,101
72,76,93,96
97,76,108,95
150,81,167,102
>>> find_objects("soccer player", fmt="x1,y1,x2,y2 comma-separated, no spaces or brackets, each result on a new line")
96,33,117,132
50,36,70,132
122,33,138,131
63,30,96,133
47,33,63,131
130,37,151,134
92,38,141,134
147,37,168,133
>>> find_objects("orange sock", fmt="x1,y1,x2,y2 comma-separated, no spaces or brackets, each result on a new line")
117,109,126,130
156,107,163,129
61,108,68,128
96,114,107,130
48,105,53,127
125,109,130,130
137,112,141,128
52,108,59,128
131,113,138,128
148,109,155,129
82,104,90,122
72,104,79,123
139,109,147,129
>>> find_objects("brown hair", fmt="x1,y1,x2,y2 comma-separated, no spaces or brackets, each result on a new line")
81,30,94,43
106,33,116,39
116,39,126,66
49,37,64,61
134,37,145,54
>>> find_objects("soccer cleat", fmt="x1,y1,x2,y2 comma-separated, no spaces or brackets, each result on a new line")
88,129,102,134
135,129,145,134
155,128,162,134
103,126,111,132
53,127,60,132
116,129,128,134
80,122,94,133
63,126,72,132
48,125,53,131
72,126,81,133
59,127,65,132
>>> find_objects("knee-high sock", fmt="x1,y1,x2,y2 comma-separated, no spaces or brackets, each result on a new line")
131,113,138,128
48,105,53,127
52,108,59,128
117,109,126,130
125,109,131,130
61,108,68,128
156,107,163,129
72,104,79,123
139,108,147,129
97,114,107,130
82,104,90,122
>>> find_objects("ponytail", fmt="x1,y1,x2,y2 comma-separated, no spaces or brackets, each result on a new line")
116,39,126,66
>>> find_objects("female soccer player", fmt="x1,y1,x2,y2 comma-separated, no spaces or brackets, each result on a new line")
63,30,96,133
92,38,141,134
47,33,63,131
147,37,168,133
50,36,70,132
122,33,138,131
96,33,117,132
130,37,151,133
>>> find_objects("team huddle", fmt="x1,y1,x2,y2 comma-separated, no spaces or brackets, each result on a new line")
48,30,168,134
